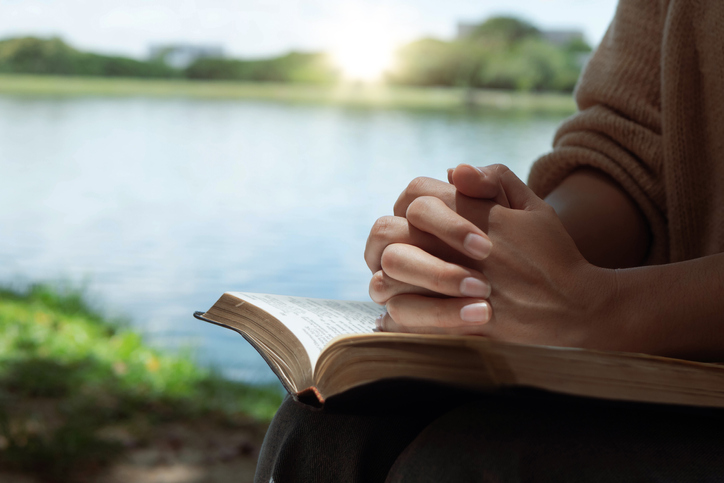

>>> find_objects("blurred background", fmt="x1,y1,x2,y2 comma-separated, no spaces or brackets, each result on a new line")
0,0,617,481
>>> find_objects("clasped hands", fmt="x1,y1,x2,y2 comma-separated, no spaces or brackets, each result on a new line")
365,164,617,350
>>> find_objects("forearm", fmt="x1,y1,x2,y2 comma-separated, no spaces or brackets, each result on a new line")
600,254,724,361
545,169,723,359
544,168,651,269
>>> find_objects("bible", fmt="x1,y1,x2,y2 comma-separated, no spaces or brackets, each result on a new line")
195,292,724,408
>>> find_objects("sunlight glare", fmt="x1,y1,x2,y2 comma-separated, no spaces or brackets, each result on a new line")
331,34,396,82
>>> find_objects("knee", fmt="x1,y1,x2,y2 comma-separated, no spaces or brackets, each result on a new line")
386,400,522,482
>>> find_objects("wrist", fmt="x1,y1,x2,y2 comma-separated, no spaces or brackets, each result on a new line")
575,263,631,352
587,258,724,360
588,265,669,356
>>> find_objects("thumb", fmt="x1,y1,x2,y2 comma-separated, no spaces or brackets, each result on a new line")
452,164,542,211
450,164,510,208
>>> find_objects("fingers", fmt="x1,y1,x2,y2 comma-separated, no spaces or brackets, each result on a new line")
365,216,439,272
405,195,492,260
368,270,438,305
377,294,492,333
365,215,473,273
380,244,491,299
450,164,510,208
393,177,456,217
452,164,543,211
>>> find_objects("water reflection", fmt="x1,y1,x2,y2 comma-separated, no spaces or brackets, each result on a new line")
0,95,566,382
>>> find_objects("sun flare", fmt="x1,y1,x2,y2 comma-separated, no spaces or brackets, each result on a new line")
331,35,397,82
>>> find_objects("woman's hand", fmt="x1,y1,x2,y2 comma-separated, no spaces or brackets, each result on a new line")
366,166,514,311
365,176,495,303
372,164,619,351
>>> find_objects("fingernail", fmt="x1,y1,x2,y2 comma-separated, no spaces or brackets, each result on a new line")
473,166,485,176
447,168,454,175
463,233,492,259
375,312,386,331
460,277,491,298
460,302,490,324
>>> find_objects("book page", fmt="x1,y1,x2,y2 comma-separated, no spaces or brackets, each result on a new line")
231,292,380,366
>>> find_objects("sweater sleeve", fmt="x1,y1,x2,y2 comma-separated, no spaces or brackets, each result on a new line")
528,0,669,264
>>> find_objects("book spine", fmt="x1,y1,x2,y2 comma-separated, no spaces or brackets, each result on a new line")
295,386,325,408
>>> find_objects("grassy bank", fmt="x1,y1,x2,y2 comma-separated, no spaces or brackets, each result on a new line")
0,285,283,482
0,74,577,114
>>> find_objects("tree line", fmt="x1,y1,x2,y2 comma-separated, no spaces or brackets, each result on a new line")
0,17,591,92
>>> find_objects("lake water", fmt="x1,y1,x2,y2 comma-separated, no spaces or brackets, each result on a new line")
0,94,567,384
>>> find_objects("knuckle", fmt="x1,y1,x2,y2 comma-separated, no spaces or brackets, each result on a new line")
406,176,431,196
369,216,397,242
385,298,402,323
396,178,454,215
489,164,511,177
380,244,403,273
405,196,432,221
366,217,400,271
368,271,388,303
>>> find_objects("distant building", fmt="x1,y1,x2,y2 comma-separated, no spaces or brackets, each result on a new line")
540,30,584,46
148,44,224,69
456,22,478,39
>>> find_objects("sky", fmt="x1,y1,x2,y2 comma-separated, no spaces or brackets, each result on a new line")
0,0,619,59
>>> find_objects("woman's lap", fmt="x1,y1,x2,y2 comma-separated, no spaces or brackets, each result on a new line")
255,380,472,483
387,394,724,482
255,382,724,483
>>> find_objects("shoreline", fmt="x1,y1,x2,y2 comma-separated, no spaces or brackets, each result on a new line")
0,74,576,114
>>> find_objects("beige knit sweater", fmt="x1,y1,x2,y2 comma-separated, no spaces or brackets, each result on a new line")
529,0,724,264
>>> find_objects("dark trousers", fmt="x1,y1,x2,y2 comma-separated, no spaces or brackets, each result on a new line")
255,381,724,482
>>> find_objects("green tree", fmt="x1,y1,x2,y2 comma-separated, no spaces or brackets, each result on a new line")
386,38,464,86
477,38,580,92
454,17,547,91
0,37,176,78
0,37,77,74
185,52,338,84
390,15,588,92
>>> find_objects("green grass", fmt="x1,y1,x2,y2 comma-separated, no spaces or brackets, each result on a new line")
0,284,283,480
0,74,577,114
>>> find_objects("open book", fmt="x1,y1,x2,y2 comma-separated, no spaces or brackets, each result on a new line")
195,292,724,408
